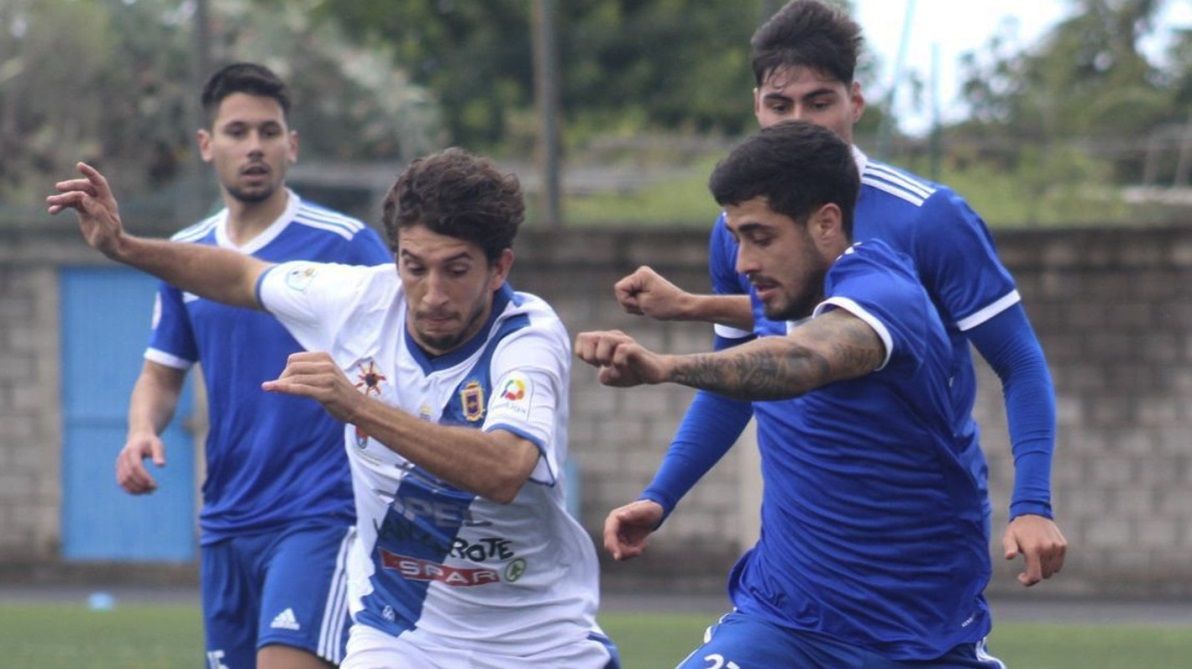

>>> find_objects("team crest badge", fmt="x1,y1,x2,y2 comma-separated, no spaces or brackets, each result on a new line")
460,380,485,422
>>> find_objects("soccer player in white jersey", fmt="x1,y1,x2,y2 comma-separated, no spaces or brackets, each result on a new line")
116,63,390,669
581,121,1006,667
49,149,620,669
609,0,1066,589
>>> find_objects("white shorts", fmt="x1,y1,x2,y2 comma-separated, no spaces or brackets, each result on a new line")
341,623,618,669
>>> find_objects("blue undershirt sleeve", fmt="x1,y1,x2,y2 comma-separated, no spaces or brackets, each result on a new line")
965,303,1056,520
639,333,754,522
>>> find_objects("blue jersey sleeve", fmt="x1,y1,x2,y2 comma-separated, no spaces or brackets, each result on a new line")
709,213,750,297
818,243,938,373
640,390,752,519
347,225,392,265
966,304,1056,519
145,281,197,369
913,190,1018,330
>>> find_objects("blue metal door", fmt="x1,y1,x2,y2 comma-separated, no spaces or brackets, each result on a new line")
59,267,196,561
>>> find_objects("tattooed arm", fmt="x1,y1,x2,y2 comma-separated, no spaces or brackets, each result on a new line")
575,308,885,400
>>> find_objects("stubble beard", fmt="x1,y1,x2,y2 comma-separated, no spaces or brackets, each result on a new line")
414,299,490,354
225,181,278,205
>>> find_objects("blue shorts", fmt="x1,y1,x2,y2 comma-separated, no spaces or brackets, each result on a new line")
675,611,1006,669
201,521,353,669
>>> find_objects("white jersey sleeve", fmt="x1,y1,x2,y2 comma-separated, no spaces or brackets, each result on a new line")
481,324,570,486
256,260,386,353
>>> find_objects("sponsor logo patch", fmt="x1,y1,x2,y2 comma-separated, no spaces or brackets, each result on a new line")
504,557,527,582
489,372,533,420
500,377,526,401
284,264,319,292
379,549,500,586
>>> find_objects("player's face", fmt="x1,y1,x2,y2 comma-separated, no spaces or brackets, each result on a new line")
726,197,831,321
753,66,864,143
198,93,297,205
397,225,513,355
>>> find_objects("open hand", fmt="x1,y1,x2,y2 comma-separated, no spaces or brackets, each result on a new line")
46,162,125,257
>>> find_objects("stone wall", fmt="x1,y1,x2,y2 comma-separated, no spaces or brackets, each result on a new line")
2,223,1190,596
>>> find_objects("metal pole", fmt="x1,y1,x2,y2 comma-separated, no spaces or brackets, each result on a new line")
531,0,562,228
188,0,212,223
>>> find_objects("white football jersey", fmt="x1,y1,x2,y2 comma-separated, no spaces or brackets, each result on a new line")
258,261,605,657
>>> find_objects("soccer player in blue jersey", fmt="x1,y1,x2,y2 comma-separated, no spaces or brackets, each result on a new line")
113,63,390,669
610,0,1066,588
49,149,619,669
581,120,1006,667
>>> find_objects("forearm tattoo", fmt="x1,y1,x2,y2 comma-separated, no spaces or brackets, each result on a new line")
670,311,884,400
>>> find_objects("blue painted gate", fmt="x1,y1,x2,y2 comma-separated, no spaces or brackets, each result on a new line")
59,267,197,561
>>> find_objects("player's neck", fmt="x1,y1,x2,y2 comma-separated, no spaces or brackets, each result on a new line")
223,187,289,246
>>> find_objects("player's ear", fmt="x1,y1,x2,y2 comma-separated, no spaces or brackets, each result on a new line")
288,130,299,164
808,203,845,251
489,248,514,290
197,128,213,163
849,81,865,124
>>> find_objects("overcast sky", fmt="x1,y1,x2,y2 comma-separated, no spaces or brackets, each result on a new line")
853,0,1192,135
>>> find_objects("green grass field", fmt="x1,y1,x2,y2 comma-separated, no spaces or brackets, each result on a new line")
2,602,1191,668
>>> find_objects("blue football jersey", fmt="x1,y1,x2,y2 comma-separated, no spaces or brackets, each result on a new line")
734,240,991,660
712,149,1019,513
145,191,391,543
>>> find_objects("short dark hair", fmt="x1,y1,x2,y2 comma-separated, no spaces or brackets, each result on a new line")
708,120,858,238
382,148,524,261
200,62,291,125
751,0,862,86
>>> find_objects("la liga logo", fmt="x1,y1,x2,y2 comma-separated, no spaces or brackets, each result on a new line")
500,378,526,401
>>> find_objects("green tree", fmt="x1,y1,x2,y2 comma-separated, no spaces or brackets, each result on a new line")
959,0,1179,142
0,0,437,212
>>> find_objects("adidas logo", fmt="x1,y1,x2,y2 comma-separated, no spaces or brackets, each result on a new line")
269,608,301,631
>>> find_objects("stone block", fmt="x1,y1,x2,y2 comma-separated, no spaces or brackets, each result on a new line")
1089,457,1135,487
1084,518,1134,548
1136,519,1178,549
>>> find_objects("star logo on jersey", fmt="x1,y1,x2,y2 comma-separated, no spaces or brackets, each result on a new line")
500,378,526,401
354,359,386,396
460,380,485,423
352,359,386,447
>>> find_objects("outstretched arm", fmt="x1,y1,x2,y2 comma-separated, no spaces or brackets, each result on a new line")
576,308,884,400
615,266,754,331
47,162,268,309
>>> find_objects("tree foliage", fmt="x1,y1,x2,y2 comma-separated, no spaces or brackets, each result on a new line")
312,0,769,149
959,0,1186,139
0,0,437,207
955,0,1190,187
